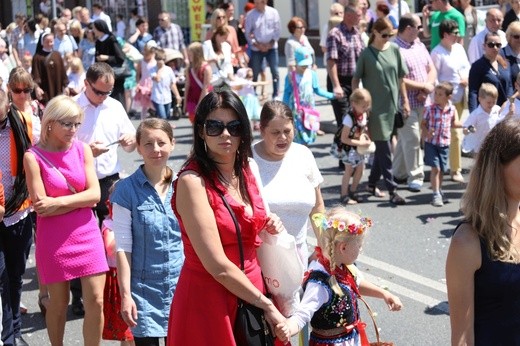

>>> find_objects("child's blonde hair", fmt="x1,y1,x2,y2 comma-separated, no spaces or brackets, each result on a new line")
69,57,84,74
478,83,498,100
313,206,373,296
349,88,372,108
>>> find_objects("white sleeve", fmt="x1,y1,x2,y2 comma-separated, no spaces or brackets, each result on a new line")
290,281,330,329
467,35,480,64
463,111,477,127
112,203,133,253
31,113,41,144
303,146,324,188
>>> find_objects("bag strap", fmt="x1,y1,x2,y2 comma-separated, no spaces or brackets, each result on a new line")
29,147,77,194
220,193,245,271
190,67,204,89
291,70,302,110
367,46,397,110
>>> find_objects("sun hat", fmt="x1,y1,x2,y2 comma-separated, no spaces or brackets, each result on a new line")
294,46,313,66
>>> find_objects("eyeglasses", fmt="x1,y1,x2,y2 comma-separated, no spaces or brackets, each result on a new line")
450,31,460,36
486,42,502,48
381,33,394,38
295,26,305,29
217,16,226,19
58,121,82,130
88,81,112,96
512,34,520,39
204,119,242,137
11,87,33,94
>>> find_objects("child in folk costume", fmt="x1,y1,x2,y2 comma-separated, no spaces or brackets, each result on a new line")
275,207,402,346
283,46,334,145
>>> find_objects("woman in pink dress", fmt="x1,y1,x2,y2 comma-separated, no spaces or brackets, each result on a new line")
23,95,108,346
167,91,286,345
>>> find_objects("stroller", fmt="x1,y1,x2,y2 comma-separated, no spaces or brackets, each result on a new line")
165,49,186,120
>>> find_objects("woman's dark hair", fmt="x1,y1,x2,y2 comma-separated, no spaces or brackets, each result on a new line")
93,19,112,35
26,18,37,33
260,100,294,130
188,90,252,197
439,19,458,40
485,31,508,68
376,3,390,15
287,16,306,34
368,17,393,45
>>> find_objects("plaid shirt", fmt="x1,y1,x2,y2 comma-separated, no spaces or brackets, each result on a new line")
395,36,433,109
423,103,455,147
153,23,186,51
326,23,364,78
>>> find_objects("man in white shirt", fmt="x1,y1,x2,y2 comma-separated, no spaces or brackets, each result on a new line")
53,21,78,57
74,62,136,224
467,8,507,63
91,3,112,32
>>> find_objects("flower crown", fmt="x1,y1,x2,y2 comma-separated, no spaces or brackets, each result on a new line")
312,213,373,235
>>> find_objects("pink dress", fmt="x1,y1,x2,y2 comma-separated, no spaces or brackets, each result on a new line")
31,140,108,284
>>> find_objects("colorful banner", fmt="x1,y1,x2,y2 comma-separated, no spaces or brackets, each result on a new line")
189,0,205,42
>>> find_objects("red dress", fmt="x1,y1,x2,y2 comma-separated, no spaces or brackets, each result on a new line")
167,161,268,345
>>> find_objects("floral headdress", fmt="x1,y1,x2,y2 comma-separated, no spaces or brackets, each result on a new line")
312,212,373,235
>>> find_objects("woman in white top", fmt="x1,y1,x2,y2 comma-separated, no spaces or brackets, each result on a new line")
202,25,234,91
430,19,470,183
285,16,316,71
252,100,325,266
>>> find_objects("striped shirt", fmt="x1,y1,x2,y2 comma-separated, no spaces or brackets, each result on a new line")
153,23,186,51
423,103,455,147
326,23,365,78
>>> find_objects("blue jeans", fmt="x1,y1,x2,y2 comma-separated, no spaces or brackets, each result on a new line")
249,48,279,98
0,216,33,345
152,101,171,120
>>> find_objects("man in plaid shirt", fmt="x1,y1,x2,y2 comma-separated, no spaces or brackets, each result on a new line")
393,14,436,193
421,82,464,207
153,11,189,66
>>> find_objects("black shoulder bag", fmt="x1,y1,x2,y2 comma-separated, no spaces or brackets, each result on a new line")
219,194,275,346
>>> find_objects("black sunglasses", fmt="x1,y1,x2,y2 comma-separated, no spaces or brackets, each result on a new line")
11,87,33,94
486,42,502,49
204,119,242,137
381,33,394,38
88,81,112,96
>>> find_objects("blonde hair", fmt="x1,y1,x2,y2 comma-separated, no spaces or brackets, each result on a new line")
40,95,84,145
350,88,372,108
69,57,84,74
478,83,498,100
317,206,370,295
188,42,205,71
210,8,228,30
461,118,520,263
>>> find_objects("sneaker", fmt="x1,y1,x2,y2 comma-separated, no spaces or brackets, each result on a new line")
432,194,444,207
440,191,449,203
408,182,422,192
451,172,465,183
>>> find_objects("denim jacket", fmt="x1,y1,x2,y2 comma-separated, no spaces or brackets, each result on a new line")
111,165,184,337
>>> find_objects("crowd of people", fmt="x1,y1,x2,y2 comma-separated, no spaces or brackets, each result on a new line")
0,0,520,345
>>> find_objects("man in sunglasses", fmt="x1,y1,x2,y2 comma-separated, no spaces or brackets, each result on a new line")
467,8,506,64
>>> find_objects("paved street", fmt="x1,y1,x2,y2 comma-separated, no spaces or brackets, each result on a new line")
18,65,468,345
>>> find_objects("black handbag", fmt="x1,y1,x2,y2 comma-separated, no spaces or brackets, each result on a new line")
219,195,275,346
394,109,404,129
113,64,131,79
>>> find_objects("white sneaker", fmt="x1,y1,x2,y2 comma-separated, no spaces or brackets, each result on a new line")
432,194,443,207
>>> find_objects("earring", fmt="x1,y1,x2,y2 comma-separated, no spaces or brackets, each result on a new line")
204,141,207,152
47,125,52,131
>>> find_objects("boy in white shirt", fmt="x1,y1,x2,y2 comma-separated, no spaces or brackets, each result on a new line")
500,73,520,118
462,83,501,155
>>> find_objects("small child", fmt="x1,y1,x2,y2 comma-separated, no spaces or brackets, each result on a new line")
275,207,402,345
462,83,501,155
22,54,32,73
66,57,86,96
151,48,182,120
283,46,334,145
500,72,520,118
340,88,373,205
234,67,269,130
102,192,135,346
421,82,465,207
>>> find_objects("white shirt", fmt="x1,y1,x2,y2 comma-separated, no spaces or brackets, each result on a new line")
252,142,323,245
74,92,136,179
430,43,471,104
151,65,176,104
92,11,112,32
467,27,507,64
202,40,233,85
462,104,501,153
116,20,126,39
386,0,410,24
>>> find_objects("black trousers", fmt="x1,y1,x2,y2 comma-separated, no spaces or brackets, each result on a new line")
368,140,398,194
327,75,353,126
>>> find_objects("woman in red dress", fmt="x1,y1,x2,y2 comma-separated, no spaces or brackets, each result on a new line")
167,90,286,345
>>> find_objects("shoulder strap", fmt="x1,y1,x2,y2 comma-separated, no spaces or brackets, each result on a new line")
291,70,301,109
29,147,77,194
190,67,204,89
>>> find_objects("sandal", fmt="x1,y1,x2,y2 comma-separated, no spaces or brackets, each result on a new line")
349,191,363,203
38,294,49,317
390,192,406,205
341,195,358,205
367,185,386,198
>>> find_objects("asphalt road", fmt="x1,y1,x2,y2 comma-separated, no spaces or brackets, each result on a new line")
18,66,467,345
